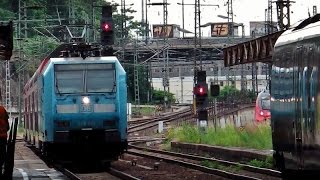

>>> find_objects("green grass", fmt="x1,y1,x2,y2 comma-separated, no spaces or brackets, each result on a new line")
165,123,272,150
201,160,242,172
247,156,273,168
132,107,155,116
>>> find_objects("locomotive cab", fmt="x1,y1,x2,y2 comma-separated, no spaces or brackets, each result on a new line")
255,90,271,122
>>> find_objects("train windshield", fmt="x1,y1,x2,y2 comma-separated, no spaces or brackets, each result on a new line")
261,96,270,110
55,63,115,94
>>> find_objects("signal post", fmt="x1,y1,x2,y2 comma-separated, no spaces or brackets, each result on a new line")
193,71,220,130
100,5,114,57
194,71,208,129
100,5,114,46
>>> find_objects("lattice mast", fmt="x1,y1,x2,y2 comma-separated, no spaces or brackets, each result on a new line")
120,0,126,61
194,0,201,82
162,0,170,109
133,40,140,115
5,61,11,114
267,0,273,34
276,0,293,30
227,0,234,37
240,64,247,91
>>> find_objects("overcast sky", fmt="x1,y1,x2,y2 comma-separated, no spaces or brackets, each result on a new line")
111,0,320,36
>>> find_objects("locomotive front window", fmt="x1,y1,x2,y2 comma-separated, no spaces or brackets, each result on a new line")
261,97,271,110
87,70,115,93
55,64,115,94
55,71,84,93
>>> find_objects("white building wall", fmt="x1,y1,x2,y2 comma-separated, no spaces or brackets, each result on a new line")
152,75,269,104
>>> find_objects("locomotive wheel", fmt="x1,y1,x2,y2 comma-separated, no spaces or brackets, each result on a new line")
274,151,285,171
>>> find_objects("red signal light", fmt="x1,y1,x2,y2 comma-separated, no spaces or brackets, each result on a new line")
194,86,206,96
102,23,111,31
198,87,204,95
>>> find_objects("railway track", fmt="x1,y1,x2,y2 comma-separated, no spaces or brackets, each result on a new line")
62,167,140,180
26,143,140,180
128,109,192,134
128,103,255,135
127,144,281,180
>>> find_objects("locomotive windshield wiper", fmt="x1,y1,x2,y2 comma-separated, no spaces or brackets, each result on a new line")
110,82,117,93
111,82,116,93
55,81,62,95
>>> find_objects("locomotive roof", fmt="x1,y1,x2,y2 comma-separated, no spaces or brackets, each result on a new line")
275,14,320,47
24,56,120,91
50,56,119,63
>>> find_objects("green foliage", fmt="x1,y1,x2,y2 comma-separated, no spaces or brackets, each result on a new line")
248,157,273,169
201,160,242,172
125,65,151,104
3,0,144,42
2,0,147,103
0,9,15,20
132,107,155,116
245,90,257,103
152,89,176,104
216,86,257,104
217,85,239,102
13,36,60,77
166,123,272,150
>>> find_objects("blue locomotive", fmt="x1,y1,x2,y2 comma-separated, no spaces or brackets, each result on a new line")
23,44,127,162
271,14,320,175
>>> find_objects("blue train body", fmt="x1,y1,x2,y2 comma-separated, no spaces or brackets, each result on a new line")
23,56,127,161
271,14,320,175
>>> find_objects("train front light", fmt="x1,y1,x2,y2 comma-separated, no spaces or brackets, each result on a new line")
260,111,264,116
82,96,90,104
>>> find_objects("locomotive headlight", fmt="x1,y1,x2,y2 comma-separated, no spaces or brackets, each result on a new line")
82,96,90,104
260,111,264,116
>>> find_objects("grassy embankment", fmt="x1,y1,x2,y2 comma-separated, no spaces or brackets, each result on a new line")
165,123,272,150
164,123,273,169
132,107,155,116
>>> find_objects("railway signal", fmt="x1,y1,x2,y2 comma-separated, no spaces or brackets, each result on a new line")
194,71,209,127
194,71,208,110
101,5,114,46
210,84,220,97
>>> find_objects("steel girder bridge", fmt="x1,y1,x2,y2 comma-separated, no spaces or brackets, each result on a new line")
113,37,253,65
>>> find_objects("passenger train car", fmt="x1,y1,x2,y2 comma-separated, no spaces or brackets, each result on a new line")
271,14,320,175
254,90,271,122
23,45,127,163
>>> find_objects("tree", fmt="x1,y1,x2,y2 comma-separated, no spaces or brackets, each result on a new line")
152,89,175,105
216,85,256,104
217,85,239,103
0,0,148,104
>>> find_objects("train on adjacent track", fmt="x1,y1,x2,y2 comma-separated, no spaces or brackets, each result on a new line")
23,43,127,164
271,14,320,176
254,90,271,122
